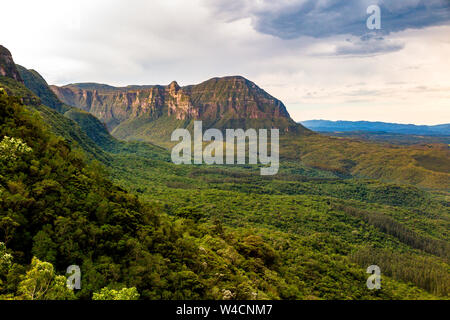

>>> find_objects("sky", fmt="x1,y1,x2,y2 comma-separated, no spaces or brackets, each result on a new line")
1,0,449,125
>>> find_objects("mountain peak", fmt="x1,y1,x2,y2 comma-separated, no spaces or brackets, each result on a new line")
0,45,23,83
169,80,179,87
200,75,250,85
168,80,180,92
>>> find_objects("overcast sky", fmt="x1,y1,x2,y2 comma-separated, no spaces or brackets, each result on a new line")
1,0,449,125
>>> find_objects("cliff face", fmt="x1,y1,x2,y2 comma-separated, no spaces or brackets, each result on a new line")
0,45,23,83
50,76,296,131
184,76,292,121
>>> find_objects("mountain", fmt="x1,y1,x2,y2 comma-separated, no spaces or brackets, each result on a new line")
0,45,22,83
301,120,450,136
2,45,449,191
51,76,307,145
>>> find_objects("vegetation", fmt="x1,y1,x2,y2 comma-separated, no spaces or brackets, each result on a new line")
318,131,450,146
93,287,140,300
0,63,448,300
281,133,449,190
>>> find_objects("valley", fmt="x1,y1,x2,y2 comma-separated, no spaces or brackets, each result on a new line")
0,44,449,300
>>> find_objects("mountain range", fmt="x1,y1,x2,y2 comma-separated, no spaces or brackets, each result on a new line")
0,44,448,189
301,120,450,136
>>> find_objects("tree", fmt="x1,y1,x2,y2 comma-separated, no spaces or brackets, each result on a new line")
0,217,20,244
0,242,12,291
17,257,75,300
0,136,32,162
0,242,12,274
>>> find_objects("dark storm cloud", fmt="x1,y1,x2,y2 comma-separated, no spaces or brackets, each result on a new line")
207,0,450,39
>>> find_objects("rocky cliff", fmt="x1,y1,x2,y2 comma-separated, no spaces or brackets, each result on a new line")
50,76,298,132
0,45,23,83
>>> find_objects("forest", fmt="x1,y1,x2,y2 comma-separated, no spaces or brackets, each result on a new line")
0,64,449,300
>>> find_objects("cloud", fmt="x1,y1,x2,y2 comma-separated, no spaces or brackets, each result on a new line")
206,0,450,39
334,34,405,56
1,0,449,124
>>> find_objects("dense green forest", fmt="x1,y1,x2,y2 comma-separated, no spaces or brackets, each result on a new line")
0,61,449,300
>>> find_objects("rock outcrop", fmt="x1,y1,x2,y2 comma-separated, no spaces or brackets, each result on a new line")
50,76,296,131
0,45,23,83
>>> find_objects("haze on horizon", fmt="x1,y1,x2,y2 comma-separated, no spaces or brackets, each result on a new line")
1,0,449,125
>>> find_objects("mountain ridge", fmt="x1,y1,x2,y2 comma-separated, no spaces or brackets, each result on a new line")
50,76,306,144
301,120,450,136
1,45,448,190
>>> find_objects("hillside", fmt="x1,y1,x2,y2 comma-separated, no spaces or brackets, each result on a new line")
0,88,295,299
314,131,450,146
0,75,109,163
16,66,119,152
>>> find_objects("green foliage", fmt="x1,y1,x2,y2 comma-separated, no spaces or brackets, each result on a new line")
281,133,450,190
106,133,449,299
31,104,110,163
351,247,450,297
334,204,449,259
64,108,118,151
16,65,70,114
93,287,140,300
0,136,32,161
17,257,75,300
0,76,40,106
0,242,12,291
320,131,450,146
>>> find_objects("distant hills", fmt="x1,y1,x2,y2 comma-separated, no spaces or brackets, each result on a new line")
301,120,450,136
